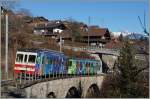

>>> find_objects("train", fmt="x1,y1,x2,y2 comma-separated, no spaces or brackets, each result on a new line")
14,49,103,79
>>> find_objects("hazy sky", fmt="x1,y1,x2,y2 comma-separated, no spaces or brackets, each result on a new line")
14,0,149,33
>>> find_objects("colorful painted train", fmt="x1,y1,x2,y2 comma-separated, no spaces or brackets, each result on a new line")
14,49,103,79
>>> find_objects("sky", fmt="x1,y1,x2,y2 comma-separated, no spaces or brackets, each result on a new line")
13,0,149,33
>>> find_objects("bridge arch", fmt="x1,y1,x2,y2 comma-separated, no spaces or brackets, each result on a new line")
85,83,100,98
65,86,81,98
46,92,56,98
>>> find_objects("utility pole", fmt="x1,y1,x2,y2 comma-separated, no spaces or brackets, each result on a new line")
5,14,8,80
60,35,62,52
0,6,2,80
88,16,90,47
147,0,150,33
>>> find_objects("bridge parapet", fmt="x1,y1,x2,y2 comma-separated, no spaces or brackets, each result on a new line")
24,75,105,98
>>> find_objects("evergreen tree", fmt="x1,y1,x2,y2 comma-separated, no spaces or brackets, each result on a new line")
117,40,138,97
100,39,149,98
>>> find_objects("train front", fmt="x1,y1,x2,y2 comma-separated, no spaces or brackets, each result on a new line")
14,49,37,79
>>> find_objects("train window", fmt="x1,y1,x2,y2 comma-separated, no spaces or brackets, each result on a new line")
66,60,69,66
77,61,80,67
28,55,36,64
16,54,23,63
69,60,72,66
24,55,28,63
91,63,93,67
42,56,45,64
96,62,100,70
36,56,41,64
48,58,52,64
86,62,89,67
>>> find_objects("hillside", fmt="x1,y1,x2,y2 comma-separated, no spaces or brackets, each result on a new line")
1,9,91,80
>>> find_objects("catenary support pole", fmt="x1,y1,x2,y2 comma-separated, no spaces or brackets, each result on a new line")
5,14,8,80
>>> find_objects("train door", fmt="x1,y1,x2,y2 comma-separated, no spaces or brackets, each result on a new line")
60,56,65,74
44,55,49,75
48,56,53,74
39,52,45,76
81,60,86,75
93,61,97,74
67,59,72,74
68,59,76,74
35,53,42,75
76,60,81,75
72,59,77,74
53,56,57,74
58,56,61,74
85,61,90,75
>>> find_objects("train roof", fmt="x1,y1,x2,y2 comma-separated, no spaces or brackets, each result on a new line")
68,58,99,62
17,48,39,52
17,48,65,55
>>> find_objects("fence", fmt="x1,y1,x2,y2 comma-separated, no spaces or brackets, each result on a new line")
63,45,120,55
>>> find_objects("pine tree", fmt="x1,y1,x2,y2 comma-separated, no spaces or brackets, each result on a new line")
100,39,148,98
117,40,138,97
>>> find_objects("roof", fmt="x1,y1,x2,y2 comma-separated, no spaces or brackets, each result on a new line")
58,28,110,39
57,30,72,38
81,28,110,37
34,21,66,30
46,21,64,28
17,48,65,55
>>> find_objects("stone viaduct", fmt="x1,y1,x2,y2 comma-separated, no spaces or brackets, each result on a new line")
24,75,105,98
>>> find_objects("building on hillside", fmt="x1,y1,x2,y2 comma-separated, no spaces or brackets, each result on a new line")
63,21,88,29
57,26,111,47
33,20,67,37
80,27,111,47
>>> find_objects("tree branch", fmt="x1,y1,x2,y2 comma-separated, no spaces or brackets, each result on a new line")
134,65,149,76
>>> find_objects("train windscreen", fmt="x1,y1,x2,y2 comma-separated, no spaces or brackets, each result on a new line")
16,54,23,63
28,55,36,64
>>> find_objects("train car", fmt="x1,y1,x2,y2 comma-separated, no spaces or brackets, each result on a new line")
67,58,102,75
14,49,67,79
14,48,103,80
35,49,67,76
14,49,38,79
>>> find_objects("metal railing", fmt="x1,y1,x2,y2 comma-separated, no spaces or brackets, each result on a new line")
63,45,120,55
12,71,105,88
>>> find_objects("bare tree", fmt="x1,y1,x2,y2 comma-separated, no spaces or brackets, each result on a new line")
16,8,32,16
0,0,19,10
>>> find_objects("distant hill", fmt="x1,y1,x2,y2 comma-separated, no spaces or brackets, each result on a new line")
111,32,148,40
126,33,148,40
111,32,131,37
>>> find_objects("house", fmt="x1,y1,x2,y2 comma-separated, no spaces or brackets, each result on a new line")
58,26,111,47
33,20,67,36
80,27,111,46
